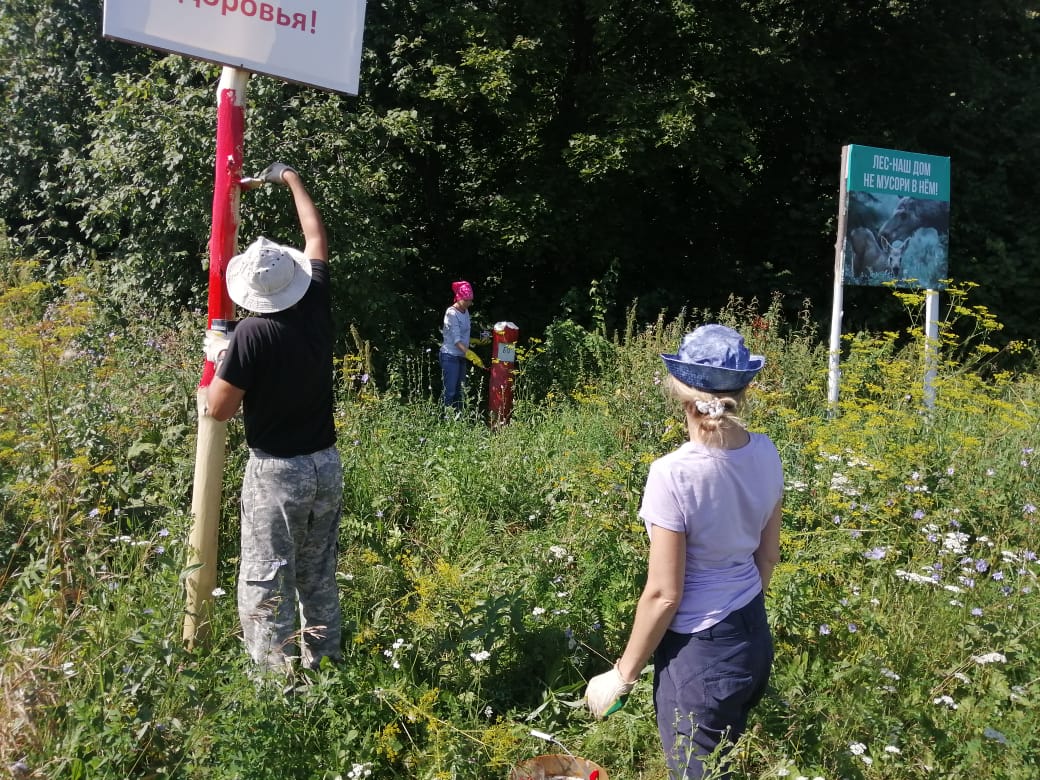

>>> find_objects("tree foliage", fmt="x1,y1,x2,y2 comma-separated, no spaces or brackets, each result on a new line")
0,0,145,259
2,0,1040,362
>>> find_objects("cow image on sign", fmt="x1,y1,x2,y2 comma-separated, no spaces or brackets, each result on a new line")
103,0,367,95
101,0,367,647
879,197,951,245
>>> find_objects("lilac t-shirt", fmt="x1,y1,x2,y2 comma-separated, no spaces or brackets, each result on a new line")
638,433,783,634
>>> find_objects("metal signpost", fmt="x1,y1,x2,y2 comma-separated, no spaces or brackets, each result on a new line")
102,0,366,647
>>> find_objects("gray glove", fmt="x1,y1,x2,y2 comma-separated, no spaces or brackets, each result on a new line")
256,162,295,185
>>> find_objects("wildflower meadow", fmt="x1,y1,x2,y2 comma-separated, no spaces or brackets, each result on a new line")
1,253,1038,779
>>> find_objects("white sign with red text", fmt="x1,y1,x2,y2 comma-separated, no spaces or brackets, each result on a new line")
103,0,366,94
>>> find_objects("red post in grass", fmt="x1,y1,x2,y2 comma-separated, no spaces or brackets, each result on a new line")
489,321,519,428
184,67,249,648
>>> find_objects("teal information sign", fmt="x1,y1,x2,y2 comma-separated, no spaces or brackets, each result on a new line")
842,145,951,290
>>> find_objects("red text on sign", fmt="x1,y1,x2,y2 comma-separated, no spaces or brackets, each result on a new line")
179,0,318,34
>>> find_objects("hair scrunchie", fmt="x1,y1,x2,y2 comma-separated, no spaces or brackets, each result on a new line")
694,398,727,419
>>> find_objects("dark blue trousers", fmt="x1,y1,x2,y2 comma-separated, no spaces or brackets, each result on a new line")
440,352,466,409
653,591,773,779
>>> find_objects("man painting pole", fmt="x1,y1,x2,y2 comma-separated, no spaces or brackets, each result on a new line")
100,0,369,651
183,66,249,648
206,165,344,674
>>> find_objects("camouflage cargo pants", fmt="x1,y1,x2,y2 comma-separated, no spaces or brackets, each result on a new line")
238,444,343,671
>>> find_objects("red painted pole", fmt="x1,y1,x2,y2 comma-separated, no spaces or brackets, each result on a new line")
489,321,519,428
184,67,249,648
200,70,247,388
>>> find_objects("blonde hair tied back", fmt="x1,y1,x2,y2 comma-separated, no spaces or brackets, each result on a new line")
664,375,746,441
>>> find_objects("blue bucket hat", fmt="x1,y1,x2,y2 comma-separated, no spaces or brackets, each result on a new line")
661,324,765,392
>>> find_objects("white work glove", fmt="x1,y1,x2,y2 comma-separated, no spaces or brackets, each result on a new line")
586,662,637,720
256,162,295,185
204,332,229,369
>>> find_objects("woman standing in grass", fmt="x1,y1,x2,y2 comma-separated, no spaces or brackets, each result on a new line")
439,280,483,411
586,324,784,779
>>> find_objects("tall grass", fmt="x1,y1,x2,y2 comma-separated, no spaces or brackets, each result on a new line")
2,252,1038,779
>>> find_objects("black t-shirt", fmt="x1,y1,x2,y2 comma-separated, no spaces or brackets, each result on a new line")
218,261,336,457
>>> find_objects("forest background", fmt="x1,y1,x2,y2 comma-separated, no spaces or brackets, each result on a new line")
3,0,1040,367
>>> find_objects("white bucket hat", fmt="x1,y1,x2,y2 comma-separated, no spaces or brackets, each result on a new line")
226,236,312,313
